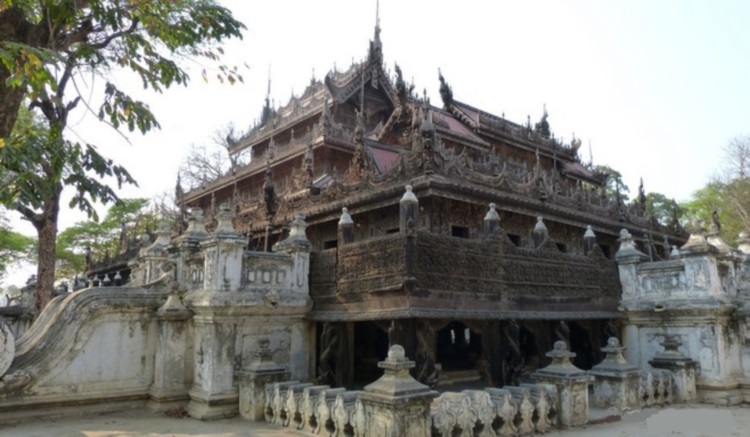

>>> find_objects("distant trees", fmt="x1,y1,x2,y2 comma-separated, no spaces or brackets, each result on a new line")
680,136,750,244
0,208,34,281
594,165,630,201
645,192,679,227
179,123,250,190
55,198,157,279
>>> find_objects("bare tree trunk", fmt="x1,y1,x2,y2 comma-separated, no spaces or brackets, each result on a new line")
19,184,62,314
35,208,59,313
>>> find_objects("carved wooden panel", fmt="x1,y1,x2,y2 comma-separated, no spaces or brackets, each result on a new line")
336,234,406,294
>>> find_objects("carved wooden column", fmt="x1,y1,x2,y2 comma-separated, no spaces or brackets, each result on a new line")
415,320,437,387
500,320,525,386
317,322,340,387
479,320,502,386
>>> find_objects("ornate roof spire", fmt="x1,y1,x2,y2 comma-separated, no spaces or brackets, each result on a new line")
368,0,383,64
260,64,273,126
535,103,550,138
376,0,381,31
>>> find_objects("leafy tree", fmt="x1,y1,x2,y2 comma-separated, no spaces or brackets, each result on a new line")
0,0,245,311
0,208,35,281
1,107,135,311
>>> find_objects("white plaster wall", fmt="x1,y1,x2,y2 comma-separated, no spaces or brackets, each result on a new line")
38,316,156,390
0,286,168,417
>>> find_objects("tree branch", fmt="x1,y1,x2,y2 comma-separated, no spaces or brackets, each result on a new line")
15,203,43,228
89,17,140,50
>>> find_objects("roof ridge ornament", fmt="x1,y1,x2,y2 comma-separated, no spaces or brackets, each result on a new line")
438,68,453,108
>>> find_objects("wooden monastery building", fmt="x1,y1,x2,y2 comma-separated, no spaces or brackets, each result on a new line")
178,19,684,389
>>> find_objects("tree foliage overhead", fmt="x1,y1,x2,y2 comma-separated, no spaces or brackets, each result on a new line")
0,0,246,140
0,0,245,312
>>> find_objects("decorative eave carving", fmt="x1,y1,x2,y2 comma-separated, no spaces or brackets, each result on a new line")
230,79,330,155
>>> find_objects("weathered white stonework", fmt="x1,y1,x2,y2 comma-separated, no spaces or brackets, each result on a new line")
183,205,313,420
589,337,641,411
617,225,748,405
358,345,438,437
0,285,168,422
531,341,593,427
0,321,15,378
0,205,315,423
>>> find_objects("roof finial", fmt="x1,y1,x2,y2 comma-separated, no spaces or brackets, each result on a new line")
260,64,273,126
367,0,383,64
376,0,380,30
360,64,365,115
266,64,272,100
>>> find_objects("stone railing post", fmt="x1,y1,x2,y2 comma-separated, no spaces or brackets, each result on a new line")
130,220,172,286
237,337,291,421
589,337,641,411
272,213,314,381
186,203,245,420
358,345,438,436
202,204,245,292
148,284,193,412
532,341,593,427
648,336,698,403
171,207,208,292
273,212,312,295
615,229,649,366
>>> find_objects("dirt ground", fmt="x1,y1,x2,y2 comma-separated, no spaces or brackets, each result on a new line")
2,404,748,437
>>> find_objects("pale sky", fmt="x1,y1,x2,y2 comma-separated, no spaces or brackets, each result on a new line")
4,0,750,286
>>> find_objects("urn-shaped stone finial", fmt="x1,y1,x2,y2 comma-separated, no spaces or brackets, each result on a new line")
213,203,237,235
615,229,649,263
399,185,419,234
483,203,500,237
533,216,548,248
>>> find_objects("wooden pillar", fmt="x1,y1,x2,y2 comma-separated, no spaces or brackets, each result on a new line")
415,319,437,386
480,320,502,386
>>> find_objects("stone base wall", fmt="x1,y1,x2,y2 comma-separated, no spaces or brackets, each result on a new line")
0,286,169,423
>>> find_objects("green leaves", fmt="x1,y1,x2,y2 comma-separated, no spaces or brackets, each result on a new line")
0,209,35,280
0,0,245,307
0,42,59,99
99,82,159,133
